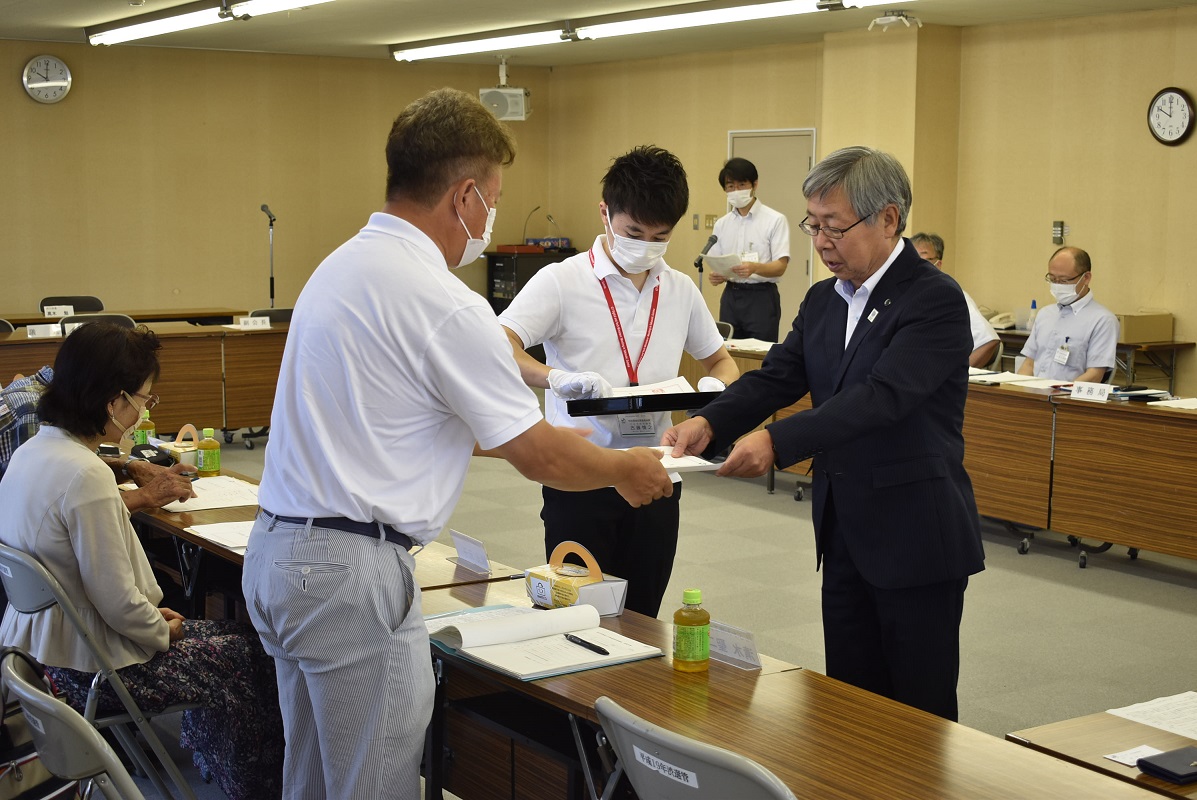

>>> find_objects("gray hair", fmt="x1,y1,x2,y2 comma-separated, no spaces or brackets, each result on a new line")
803,146,912,235
910,232,944,259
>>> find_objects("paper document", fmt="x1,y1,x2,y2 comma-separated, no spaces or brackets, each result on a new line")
1146,397,1197,409
1007,378,1069,390
425,604,661,681
185,521,254,552
968,367,997,376
610,377,695,397
1108,691,1197,739
642,446,719,473
163,475,260,512
726,338,774,353
700,252,742,277
967,371,1039,385
1104,745,1164,767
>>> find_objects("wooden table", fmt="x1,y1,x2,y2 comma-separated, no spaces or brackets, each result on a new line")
996,330,1195,394
221,325,287,430
422,581,1148,800
1009,712,1197,798
962,383,1056,530
1050,398,1197,561
0,307,244,328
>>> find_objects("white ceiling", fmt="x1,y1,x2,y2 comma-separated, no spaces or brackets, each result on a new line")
2,0,1197,67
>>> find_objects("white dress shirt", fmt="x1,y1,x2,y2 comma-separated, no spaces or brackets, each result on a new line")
834,239,903,347
709,200,791,284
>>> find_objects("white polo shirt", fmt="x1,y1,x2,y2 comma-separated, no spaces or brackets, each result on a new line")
1021,293,1119,381
963,290,999,352
258,212,543,544
499,236,725,450
708,200,791,285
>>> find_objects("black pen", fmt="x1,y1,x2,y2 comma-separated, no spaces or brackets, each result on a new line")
564,633,609,656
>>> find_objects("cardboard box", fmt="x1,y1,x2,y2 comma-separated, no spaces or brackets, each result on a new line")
160,424,200,467
1116,313,1172,343
525,541,628,617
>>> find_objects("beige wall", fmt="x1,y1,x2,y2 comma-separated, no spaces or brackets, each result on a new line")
953,7,1197,392
0,41,551,309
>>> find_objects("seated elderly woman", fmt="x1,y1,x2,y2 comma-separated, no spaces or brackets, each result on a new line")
0,322,282,800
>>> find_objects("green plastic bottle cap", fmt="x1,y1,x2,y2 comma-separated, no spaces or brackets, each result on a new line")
683,588,702,604
140,408,150,419
203,428,215,438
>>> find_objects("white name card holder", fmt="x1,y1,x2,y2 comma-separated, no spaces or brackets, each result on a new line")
236,316,271,330
26,323,63,339
42,305,74,318
62,321,86,336
1071,381,1112,403
447,529,491,575
708,620,763,670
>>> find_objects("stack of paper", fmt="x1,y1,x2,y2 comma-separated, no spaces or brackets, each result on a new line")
163,475,259,512
1145,397,1197,410
184,521,253,553
609,377,694,396
726,338,774,353
968,371,1038,385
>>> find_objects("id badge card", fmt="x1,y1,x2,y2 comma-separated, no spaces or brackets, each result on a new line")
741,251,761,263
1054,344,1070,365
618,414,656,437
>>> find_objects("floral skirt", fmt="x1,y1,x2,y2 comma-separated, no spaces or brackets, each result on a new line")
47,619,283,800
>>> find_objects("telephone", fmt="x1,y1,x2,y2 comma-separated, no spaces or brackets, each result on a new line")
988,312,1016,330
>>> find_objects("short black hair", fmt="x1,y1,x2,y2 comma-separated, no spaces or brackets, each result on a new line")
601,145,689,229
38,323,161,439
718,157,758,187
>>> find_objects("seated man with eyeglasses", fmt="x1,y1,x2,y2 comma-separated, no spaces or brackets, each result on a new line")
0,365,195,511
911,232,999,369
1017,246,1118,383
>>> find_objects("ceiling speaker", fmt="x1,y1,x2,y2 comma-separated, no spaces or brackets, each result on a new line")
480,87,530,121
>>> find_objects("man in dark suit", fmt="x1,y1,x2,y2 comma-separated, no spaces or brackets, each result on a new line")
664,146,985,721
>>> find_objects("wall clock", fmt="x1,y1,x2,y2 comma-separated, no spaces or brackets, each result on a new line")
1148,87,1193,146
22,55,72,104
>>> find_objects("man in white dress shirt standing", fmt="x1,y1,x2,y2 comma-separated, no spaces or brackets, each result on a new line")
242,88,672,800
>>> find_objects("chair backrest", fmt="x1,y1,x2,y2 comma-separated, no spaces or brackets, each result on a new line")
986,340,1004,372
248,307,293,323
715,321,733,341
1,650,145,800
594,696,797,800
40,296,104,313
0,319,14,334
60,313,137,332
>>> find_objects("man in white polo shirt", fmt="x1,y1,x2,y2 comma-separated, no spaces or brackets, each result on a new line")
707,157,791,342
242,89,672,800
1018,246,1118,382
911,232,999,368
499,145,738,618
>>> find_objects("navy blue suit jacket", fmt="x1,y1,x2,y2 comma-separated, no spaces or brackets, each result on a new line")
700,240,985,590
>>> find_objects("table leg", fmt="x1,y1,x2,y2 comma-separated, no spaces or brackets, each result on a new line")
424,659,446,800
171,538,206,619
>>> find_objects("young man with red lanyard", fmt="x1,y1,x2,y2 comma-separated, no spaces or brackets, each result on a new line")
499,146,738,617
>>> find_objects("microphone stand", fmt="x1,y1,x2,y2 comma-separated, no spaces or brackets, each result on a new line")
694,253,705,298
267,216,275,309
521,205,542,246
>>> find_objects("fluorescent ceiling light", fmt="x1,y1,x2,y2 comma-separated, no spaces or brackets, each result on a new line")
390,0,908,61
87,0,334,46
392,30,566,62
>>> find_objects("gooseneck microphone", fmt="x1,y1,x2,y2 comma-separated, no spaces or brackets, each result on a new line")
521,205,542,245
261,204,276,223
693,234,718,270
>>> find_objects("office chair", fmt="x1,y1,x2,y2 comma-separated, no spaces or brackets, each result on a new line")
594,696,797,800
985,340,1004,372
2,650,145,800
715,321,733,341
0,319,14,334
59,313,137,332
0,544,198,800
40,296,104,313
248,307,293,324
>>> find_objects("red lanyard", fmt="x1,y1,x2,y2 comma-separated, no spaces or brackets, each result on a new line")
590,248,660,387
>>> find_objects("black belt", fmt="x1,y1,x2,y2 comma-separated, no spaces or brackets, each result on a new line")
727,281,777,291
262,509,414,551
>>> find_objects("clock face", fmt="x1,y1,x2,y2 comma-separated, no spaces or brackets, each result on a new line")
1148,87,1193,145
22,55,72,104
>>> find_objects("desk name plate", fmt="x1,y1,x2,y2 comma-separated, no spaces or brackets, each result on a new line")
236,316,272,330
26,323,63,339
42,305,74,318
1070,381,1112,403
708,620,762,669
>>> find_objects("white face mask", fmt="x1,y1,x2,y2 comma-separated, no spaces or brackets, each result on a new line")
454,185,495,269
604,211,669,274
727,189,754,209
1050,276,1085,306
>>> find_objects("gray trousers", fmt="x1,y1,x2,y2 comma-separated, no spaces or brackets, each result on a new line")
243,512,435,800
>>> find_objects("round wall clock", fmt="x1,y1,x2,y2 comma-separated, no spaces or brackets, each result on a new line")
1147,87,1193,146
22,55,72,104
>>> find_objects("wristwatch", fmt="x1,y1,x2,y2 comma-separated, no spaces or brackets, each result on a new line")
118,455,144,482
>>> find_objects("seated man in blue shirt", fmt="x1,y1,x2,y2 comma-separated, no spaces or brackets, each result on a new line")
1018,247,1118,382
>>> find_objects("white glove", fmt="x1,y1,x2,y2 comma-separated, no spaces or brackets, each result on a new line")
697,376,727,393
548,369,613,400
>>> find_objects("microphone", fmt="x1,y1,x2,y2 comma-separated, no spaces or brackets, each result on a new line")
693,234,718,270
260,204,276,223
521,205,541,245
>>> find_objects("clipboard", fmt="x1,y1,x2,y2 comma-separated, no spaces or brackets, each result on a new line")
566,391,722,417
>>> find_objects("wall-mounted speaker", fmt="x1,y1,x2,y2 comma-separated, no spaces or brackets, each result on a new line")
480,87,530,121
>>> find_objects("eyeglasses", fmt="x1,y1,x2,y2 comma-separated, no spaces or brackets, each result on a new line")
122,390,160,411
1044,272,1086,285
798,214,871,240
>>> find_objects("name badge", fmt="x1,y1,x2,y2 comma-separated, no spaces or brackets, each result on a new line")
740,251,760,263
618,414,656,437
1053,344,1070,365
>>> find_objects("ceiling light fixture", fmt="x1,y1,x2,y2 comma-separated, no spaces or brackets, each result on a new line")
391,0,905,62
86,0,335,46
